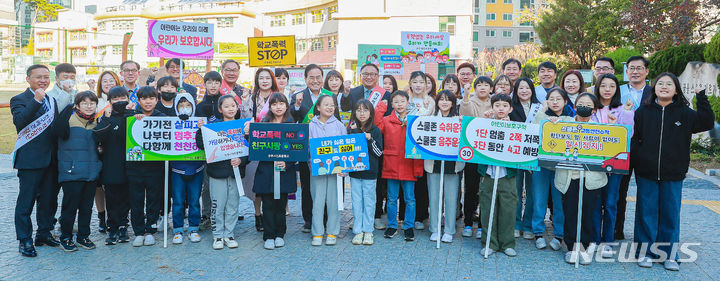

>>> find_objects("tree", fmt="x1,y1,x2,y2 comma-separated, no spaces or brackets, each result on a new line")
25,0,64,23
611,0,699,53
473,43,544,77
535,0,626,68
649,44,706,78
705,31,720,63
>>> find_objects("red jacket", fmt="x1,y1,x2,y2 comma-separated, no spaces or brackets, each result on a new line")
375,102,424,181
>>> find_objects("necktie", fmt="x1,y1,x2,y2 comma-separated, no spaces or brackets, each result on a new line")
41,97,50,113
364,88,370,100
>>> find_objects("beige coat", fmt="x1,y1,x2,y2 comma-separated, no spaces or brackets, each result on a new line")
459,96,491,117
554,169,607,194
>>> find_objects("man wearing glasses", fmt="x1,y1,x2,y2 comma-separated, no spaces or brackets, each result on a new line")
340,63,391,115
456,62,476,100
588,57,616,94
620,56,652,111
120,60,141,105
220,59,250,98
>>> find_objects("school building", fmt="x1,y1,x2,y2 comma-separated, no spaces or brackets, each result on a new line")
472,0,544,53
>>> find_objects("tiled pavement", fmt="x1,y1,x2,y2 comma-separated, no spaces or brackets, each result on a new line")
0,154,718,280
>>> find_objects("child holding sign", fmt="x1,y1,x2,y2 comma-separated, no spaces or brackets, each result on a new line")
376,91,424,241
196,95,247,250
348,100,384,245
426,90,464,243
309,95,347,246
252,93,298,250
477,94,519,257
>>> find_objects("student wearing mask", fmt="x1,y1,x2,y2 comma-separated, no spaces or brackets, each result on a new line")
46,63,77,109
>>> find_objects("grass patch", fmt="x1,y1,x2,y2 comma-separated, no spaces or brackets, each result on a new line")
690,153,720,172
0,107,16,154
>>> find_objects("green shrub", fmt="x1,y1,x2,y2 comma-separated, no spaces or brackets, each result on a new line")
690,136,720,157
649,44,706,78
705,32,720,64
693,95,720,122
521,56,571,85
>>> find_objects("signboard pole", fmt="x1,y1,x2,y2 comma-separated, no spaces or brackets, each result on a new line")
233,166,245,197
274,169,280,199
163,161,169,248
337,174,343,211
575,169,585,269
483,166,500,259
436,160,445,249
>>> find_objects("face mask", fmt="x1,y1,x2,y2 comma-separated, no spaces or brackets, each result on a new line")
576,105,593,118
178,107,192,116
60,79,75,90
112,101,129,113
161,91,176,101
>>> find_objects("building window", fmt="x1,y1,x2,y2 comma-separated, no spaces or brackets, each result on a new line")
474,15,479,24
474,0,480,12
504,0,512,3
503,13,512,21
37,48,53,57
519,31,534,42
69,30,87,41
473,31,479,41
311,38,323,51
292,13,305,25
71,47,87,57
38,32,53,43
486,30,496,37
111,20,134,31
98,22,106,31
296,40,306,51
486,13,496,21
520,0,534,9
217,17,234,28
503,30,512,38
327,36,336,49
520,21,532,26
328,6,338,20
194,18,208,23
270,15,285,27
487,0,496,3
311,9,324,23
439,16,456,35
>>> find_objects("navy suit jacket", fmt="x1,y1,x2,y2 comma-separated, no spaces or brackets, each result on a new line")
341,85,392,116
10,88,58,169
289,88,341,123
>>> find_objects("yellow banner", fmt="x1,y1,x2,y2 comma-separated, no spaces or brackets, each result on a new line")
540,121,630,159
248,36,296,67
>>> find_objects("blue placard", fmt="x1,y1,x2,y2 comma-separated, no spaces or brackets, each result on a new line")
405,115,462,161
248,123,309,162
200,118,251,163
309,134,370,176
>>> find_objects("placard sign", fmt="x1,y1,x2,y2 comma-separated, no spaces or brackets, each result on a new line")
309,134,369,176
458,116,540,170
200,118,251,163
126,117,206,161
147,20,214,59
248,123,309,162
248,35,297,67
405,115,461,161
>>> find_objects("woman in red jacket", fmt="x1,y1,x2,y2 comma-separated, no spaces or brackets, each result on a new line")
375,91,424,241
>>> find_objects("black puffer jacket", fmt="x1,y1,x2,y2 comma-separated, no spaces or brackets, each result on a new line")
631,90,714,181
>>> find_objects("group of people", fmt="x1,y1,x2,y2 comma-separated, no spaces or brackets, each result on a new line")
10,55,713,272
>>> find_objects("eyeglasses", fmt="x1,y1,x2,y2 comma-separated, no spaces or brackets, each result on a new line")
458,72,474,77
223,68,239,73
361,73,378,77
307,75,323,82
122,68,138,73
548,98,564,103
628,66,646,72
595,67,613,72
78,101,97,108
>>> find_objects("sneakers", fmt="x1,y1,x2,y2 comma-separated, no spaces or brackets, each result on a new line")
441,233,453,243
312,236,323,246
664,260,680,271
565,251,591,265
189,231,201,243
638,256,653,268
264,239,275,250
118,227,130,243
462,226,472,237
430,232,440,242
274,237,285,248
480,247,495,257
60,239,78,252
600,245,613,258
76,237,96,250
404,229,415,241
199,216,211,230
476,228,482,239
132,236,144,247
414,221,425,230
301,222,312,233
223,237,238,248
549,238,562,251
503,248,517,257
374,218,387,230
522,231,534,240
352,233,364,245
105,233,118,245
384,228,397,239
143,234,155,246
514,230,520,238
326,235,337,245
362,233,374,245
535,237,547,249
172,233,183,244
213,238,223,250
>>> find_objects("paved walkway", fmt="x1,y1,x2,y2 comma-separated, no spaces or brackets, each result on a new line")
0,154,718,280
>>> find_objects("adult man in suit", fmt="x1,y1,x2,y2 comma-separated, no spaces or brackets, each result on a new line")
11,64,61,257
339,63,391,115
587,57,615,94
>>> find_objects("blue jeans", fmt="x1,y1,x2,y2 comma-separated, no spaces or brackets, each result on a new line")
592,173,623,243
634,176,682,260
515,170,533,232
387,179,415,230
171,172,203,233
350,178,377,234
530,168,564,238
